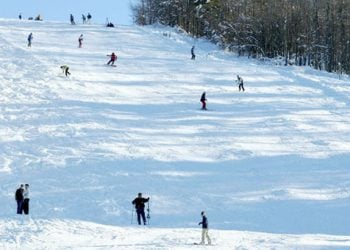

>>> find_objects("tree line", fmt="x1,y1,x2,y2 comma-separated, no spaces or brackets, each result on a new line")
131,0,350,74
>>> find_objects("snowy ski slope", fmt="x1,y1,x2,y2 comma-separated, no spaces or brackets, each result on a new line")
0,19,350,249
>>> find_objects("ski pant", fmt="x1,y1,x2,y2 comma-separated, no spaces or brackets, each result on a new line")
191,53,195,60
16,200,23,214
239,83,245,91
23,198,30,215
201,100,206,110
107,59,115,66
201,228,211,244
65,68,70,76
136,208,146,225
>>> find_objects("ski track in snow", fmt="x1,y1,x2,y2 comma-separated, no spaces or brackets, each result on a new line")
0,19,350,249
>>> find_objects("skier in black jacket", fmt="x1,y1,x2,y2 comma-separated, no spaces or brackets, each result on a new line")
200,92,207,110
198,211,211,245
132,193,150,225
15,184,24,214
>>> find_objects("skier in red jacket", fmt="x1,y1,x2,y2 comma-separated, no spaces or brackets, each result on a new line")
107,52,117,66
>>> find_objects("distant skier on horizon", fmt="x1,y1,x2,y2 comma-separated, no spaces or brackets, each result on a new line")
132,193,150,225
200,92,207,110
87,13,92,24
106,52,117,66
70,14,75,25
82,14,86,24
27,32,33,47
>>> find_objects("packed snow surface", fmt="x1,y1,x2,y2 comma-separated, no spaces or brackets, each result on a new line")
0,19,349,249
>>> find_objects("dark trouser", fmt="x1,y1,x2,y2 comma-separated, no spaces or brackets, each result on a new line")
65,69,70,76
16,200,23,214
136,208,146,225
201,100,206,110
23,198,30,215
191,53,195,60
239,83,245,91
107,59,115,65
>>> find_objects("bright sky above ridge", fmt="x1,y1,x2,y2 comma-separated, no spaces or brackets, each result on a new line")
0,0,134,25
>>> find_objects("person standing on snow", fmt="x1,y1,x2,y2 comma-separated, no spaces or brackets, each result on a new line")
198,211,211,245
78,34,83,48
107,52,117,66
82,14,86,24
87,13,92,24
200,92,207,110
191,46,196,60
22,184,30,215
27,33,33,47
237,75,245,92
70,14,75,25
132,193,150,225
15,184,24,214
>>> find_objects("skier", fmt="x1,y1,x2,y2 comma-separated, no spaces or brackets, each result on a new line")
198,211,211,245
78,34,83,48
87,13,92,23
132,193,150,225
70,14,75,25
15,184,24,214
191,46,195,60
200,92,207,110
106,52,117,66
82,14,86,24
19,13,22,20
27,33,33,47
22,184,30,215
237,75,245,92
60,65,71,76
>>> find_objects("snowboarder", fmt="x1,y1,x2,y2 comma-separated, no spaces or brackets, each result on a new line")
19,13,22,20
200,92,207,110
82,14,86,24
70,14,75,25
27,33,33,47
107,52,117,66
78,34,83,48
87,13,92,23
15,184,24,214
198,211,211,245
22,184,30,215
60,65,71,76
132,193,150,225
191,46,195,60
237,75,245,92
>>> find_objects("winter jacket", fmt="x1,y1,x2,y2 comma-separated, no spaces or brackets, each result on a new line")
199,215,208,229
23,188,30,199
15,188,24,201
110,53,116,61
200,93,206,102
132,197,149,210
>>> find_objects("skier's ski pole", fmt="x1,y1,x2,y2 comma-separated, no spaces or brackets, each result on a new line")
131,208,134,225
146,200,151,225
